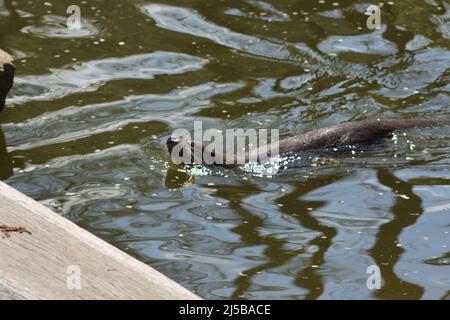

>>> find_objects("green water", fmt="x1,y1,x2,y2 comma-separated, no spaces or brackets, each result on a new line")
1,0,449,299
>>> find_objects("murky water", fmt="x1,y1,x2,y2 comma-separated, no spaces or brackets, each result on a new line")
1,0,449,299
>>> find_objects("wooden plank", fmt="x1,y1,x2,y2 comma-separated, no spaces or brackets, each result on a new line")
0,48,15,111
0,49,13,65
0,181,200,300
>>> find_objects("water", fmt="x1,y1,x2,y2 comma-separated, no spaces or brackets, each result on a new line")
1,0,449,299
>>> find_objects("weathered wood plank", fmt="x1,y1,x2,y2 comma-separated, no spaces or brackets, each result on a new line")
0,181,200,300
0,48,15,111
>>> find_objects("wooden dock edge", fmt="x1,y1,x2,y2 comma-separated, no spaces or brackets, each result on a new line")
0,181,200,300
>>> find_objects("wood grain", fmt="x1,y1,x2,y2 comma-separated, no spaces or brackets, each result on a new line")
0,181,200,300
0,49,14,67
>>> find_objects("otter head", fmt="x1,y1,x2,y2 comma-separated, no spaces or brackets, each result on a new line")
166,137,236,167
167,137,209,165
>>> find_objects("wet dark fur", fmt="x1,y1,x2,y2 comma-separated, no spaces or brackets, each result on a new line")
167,118,450,167
0,63,15,111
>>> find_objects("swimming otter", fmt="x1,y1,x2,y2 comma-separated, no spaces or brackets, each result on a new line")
167,118,450,168
0,49,15,112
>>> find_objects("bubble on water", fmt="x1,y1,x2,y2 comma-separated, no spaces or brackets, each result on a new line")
21,15,101,39
180,165,213,176
240,155,285,177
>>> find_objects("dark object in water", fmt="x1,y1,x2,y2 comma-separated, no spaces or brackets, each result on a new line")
0,49,15,112
167,118,450,168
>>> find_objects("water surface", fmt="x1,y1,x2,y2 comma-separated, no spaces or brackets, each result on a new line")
1,0,449,299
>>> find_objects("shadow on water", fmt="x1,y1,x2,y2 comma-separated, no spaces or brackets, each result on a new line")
369,169,425,299
0,126,13,180
0,0,18,180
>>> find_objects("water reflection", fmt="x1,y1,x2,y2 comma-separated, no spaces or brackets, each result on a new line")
226,182,298,299
227,175,344,299
369,169,424,299
278,175,343,299
165,167,196,189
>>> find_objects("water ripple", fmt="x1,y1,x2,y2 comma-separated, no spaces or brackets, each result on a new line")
10,51,209,105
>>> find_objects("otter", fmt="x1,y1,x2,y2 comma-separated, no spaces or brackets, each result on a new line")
167,118,450,168
0,49,15,112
